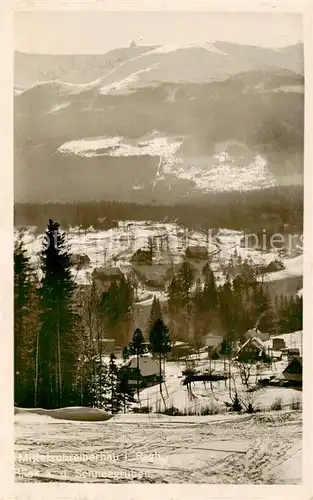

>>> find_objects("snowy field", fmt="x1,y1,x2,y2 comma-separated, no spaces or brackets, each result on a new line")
15,409,302,484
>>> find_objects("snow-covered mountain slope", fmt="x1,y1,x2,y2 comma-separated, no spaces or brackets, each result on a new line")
15,42,303,90
14,77,304,202
14,43,304,202
15,46,156,89
56,135,278,193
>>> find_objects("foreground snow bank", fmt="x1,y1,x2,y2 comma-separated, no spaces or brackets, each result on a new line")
15,409,302,484
15,406,113,422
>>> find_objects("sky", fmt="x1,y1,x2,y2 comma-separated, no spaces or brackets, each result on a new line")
15,11,303,54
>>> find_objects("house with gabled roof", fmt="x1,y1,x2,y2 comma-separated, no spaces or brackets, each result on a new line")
120,354,161,389
91,266,124,289
236,336,266,362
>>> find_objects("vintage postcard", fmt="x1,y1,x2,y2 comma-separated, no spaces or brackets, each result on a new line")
1,1,312,499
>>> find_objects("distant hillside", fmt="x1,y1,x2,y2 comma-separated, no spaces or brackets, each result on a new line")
14,42,304,203
15,42,303,89
14,46,155,88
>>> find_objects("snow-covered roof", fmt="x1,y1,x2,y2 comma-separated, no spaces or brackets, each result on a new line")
122,354,160,377
237,336,265,354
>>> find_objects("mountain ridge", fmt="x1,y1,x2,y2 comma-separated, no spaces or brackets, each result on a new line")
15,41,304,89
14,42,304,204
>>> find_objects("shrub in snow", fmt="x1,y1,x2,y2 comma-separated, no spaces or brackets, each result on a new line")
270,397,283,411
290,396,302,411
240,391,262,414
245,403,256,414
200,402,224,416
132,406,152,414
231,393,243,412
160,405,183,416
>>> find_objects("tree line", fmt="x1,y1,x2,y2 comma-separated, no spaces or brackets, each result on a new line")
15,184,302,235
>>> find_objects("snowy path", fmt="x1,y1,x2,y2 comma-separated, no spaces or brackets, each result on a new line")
15,410,301,484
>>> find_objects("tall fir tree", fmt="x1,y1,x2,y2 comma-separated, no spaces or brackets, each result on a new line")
167,276,182,340
174,259,195,341
202,266,218,311
218,277,234,337
116,370,135,413
147,295,163,332
149,318,172,404
38,219,80,408
191,278,206,352
104,353,123,414
101,276,134,345
128,327,146,400
14,237,39,406
122,344,132,361
178,259,195,303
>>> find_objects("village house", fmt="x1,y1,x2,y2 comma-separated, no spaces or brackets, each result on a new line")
91,266,124,289
120,354,161,389
282,357,302,386
130,248,153,265
71,253,91,269
236,336,267,362
185,245,208,261
131,264,168,290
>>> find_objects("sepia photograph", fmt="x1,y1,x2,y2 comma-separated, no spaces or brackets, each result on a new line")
13,6,305,487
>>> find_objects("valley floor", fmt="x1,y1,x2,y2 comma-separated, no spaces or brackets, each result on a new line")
15,410,302,484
